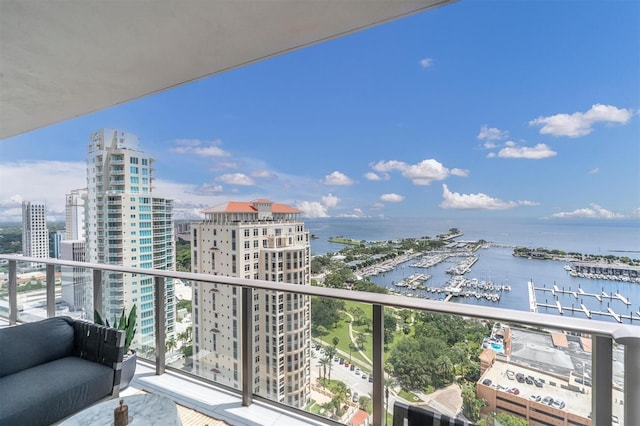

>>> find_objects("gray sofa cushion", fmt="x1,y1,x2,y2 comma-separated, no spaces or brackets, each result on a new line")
0,317,74,378
0,356,114,426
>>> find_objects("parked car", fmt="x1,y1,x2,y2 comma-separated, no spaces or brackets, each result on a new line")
576,377,592,387
506,370,515,380
516,373,525,383
507,387,519,395
534,379,543,388
369,375,374,383
350,364,355,371
530,394,542,402
612,415,620,425
361,373,368,380
525,375,534,385
551,399,566,409
334,355,339,362
339,358,344,365
542,396,554,405
482,378,492,386
352,392,359,403
344,361,350,367
355,368,361,376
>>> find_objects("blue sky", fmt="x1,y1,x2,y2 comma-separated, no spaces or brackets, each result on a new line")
0,0,638,222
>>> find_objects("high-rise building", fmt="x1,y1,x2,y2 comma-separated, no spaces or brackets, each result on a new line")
21,201,50,261
86,128,176,349
65,189,87,240
191,199,311,408
60,189,89,314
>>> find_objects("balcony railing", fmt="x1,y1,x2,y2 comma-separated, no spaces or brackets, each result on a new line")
1,254,639,426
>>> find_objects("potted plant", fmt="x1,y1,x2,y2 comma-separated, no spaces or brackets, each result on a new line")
95,304,137,389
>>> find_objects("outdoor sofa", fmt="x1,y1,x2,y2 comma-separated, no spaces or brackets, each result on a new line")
0,316,124,425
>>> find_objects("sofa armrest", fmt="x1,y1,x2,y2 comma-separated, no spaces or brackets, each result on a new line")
72,320,125,395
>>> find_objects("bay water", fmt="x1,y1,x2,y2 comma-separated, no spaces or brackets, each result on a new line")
306,217,640,325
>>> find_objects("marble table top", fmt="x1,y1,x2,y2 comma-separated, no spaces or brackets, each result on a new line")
60,394,181,426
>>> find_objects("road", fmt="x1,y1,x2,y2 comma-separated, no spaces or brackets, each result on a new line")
311,348,372,399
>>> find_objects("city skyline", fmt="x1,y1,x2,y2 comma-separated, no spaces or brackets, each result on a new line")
0,1,638,222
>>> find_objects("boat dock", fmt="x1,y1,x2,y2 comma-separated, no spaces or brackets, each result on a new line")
535,302,640,323
533,283,631,305
531,280,638,323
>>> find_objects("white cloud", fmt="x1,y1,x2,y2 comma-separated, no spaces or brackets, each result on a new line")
403,159,469,185
529,104,634,137
439,184,538,210
419,58,434,68
370,202,384,210
493,142,557,159
450,168,470,177
295,201,329,218
549,204,624,219
371,160,407,173
171,138,230,157
478,125,508,142
483,141,497,149
588,167,600,175
380,193,405,203
337,208,366,218
371,159,468,185
252,169,277,179
322,194,340,209
215,173,255,186
209,161,238,171
0,161,86,221
322,171,355,186
364,172,390,181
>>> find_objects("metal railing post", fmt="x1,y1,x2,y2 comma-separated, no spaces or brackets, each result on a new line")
242,286,253,406
46,264,55,318
155,276,166,375
372,304,384,426
93,269,102,317
8,260,17,325
617,335,640,425
592,335,612,426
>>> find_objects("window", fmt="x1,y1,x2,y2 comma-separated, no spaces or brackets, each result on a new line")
130,166,138,174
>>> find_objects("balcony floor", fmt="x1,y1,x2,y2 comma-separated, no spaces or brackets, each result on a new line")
123,361,328,426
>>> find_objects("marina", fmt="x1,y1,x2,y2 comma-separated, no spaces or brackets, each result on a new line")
530,280,640,323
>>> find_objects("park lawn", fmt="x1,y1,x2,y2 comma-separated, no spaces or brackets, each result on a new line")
315,300,418,373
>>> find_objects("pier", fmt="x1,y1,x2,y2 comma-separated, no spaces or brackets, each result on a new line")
531,280,639,323
534,283,630,305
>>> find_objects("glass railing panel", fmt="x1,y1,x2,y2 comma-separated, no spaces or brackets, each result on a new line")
309,295,374,423
0,260,77,323
176,280,243,392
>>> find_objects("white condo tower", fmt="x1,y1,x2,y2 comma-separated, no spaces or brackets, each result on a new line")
191,199,312,408
21,201,50,261
86,128,175,350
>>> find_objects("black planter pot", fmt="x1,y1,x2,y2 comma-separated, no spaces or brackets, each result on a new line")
120,350,137,390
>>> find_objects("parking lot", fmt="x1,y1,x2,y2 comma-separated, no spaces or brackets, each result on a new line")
480,328,625,423
311,345,373,400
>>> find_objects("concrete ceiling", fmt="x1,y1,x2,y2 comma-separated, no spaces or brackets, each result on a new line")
0,0,454,140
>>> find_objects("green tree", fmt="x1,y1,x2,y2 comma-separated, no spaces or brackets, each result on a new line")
311,297,345,332
461,384,485,422
165,336,177,352
384,377,396,425
384,312,397,345
324,346,337,381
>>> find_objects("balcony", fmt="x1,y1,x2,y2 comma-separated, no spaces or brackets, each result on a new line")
1,255,639,426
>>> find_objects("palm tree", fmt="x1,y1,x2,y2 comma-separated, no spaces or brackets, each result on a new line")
165,336,177,353
384,376,396,426
348,341,357,363
332,336,339,348
318,357,331,385
324,346,337,381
